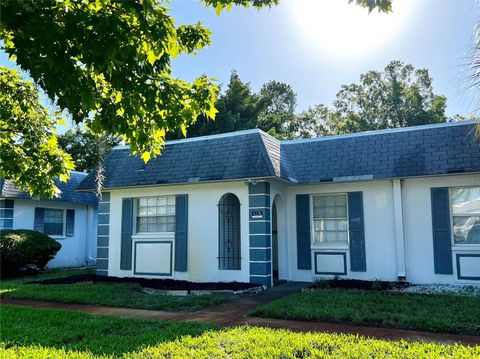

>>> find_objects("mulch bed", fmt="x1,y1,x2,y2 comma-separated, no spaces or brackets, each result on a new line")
27,274,260,291
308,278,410,291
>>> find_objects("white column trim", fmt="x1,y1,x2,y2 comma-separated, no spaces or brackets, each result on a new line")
393,179,406,278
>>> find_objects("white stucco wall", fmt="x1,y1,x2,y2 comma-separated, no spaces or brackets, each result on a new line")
104,173,480,285
11,199,97,268
107,181,251,282
285,180,398,282
403,173,480,284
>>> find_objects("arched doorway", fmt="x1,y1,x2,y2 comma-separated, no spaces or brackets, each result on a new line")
218,193,241,270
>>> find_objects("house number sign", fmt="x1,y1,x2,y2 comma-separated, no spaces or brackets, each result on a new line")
251,209,263,219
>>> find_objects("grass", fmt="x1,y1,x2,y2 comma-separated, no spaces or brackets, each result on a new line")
1,306,478,358
0,268,228,312
0,305,215,356
251,289,480,335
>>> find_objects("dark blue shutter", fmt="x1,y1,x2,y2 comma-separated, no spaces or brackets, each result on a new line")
431,188,453,274
120,198,133,270
175,194,188,272
66,209,75,237
348,192,366,272
34,208,45,233
296,194,311,270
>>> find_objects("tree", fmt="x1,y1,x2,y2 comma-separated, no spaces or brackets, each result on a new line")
58,127,121,173
167,71,266,139
0,0,391,197
302,61,447,136
290,104,335,139
258,80,297,139
0,66,74,198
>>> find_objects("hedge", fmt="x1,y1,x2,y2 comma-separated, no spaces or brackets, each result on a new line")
0,229,61,276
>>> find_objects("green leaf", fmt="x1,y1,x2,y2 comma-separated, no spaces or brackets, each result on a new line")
147,50,156,65
141,151,151,163
114,92,122,104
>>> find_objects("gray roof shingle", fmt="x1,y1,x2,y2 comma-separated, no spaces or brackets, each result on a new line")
77,130,278,191
1,171,97,205
77,121,480,191
281,121,480,183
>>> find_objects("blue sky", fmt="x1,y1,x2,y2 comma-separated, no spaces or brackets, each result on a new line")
2,0,478,123
169,0,479,117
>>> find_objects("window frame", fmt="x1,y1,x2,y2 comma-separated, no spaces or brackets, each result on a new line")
310,193,350,248
134,195,176,235
449,186,480,247
43,208,67,238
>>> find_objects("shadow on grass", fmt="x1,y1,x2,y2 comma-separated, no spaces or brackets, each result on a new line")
1,305,217,356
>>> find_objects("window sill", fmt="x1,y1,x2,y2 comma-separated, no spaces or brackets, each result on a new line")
452,245,480,252
311,244,349,251
49,235,66,240
132,232,175,240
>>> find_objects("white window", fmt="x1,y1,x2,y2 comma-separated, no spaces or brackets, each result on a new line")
44,209,64,236
136,196,176,233
451,187,480,245
312,194,348,245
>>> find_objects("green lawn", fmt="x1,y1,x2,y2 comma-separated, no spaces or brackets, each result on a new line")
1,306,478,359
0,268,228,312
251,289,480,335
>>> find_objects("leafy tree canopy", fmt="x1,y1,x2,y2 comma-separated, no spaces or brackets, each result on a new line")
0,66,74,197
58,127,121,173
169,61,449,141
0,0,391,197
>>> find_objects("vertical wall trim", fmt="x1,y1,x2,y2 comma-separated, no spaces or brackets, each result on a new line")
249,181,272,287
96,192,110,276
392,179,406,278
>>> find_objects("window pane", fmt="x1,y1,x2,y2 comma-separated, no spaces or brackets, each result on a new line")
44,209,64,235
453,216,480,244
337,231,348,243
326,231,337,243
136,197,176,233
325,220,336,231
336,206,347,218
451,187,480,216
312,194,348,245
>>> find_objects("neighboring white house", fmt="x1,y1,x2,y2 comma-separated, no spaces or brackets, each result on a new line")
0,172,98,268
76,121,480,287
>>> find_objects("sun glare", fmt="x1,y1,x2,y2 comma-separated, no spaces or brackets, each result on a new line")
290,0,414,57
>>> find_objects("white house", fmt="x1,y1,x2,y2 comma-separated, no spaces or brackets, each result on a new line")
0,172,98,268
77,121,480,287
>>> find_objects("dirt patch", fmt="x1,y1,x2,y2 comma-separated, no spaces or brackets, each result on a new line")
308,278,409,291
27,274,260,291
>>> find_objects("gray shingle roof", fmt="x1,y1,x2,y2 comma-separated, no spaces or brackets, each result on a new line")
77,121,480,191
77,130,278,191
281,121,480,183
1,171,97,205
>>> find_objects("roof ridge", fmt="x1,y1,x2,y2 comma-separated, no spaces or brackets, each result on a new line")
258,131,281,177
112,128,270,150
282,120,479,145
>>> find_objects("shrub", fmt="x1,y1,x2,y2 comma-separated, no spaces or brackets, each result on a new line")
0,229,61,277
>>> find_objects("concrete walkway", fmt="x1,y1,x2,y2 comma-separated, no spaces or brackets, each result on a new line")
2,281,479,347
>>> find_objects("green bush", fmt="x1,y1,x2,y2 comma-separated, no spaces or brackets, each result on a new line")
0,229,61,277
